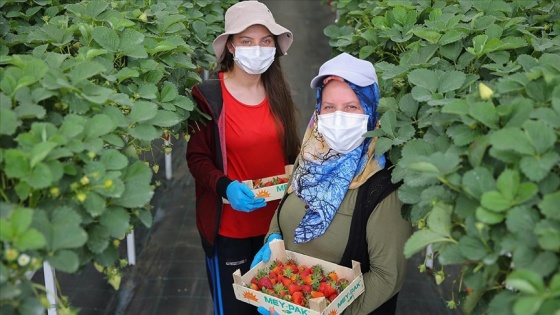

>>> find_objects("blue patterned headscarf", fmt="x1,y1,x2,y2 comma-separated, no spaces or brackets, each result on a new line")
290,79,385,244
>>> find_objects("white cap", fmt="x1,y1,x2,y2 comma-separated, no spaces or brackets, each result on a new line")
310,53,378,88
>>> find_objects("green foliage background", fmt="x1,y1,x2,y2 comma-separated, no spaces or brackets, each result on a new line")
324,0,560,314
0,0,235,313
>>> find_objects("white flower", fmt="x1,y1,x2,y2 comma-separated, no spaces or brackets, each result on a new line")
18,254,31,266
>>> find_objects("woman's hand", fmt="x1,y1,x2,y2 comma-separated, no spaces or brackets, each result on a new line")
257,306,279,315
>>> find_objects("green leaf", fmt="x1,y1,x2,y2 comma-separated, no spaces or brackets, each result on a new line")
379,110,396,137
427,203,451,236
83,192,106,217
442,99,469,115
85,114,116,139
26,162,52,189
490,128,534,155
438,70,466,93
506,269,546,295
91,26,119,51
68,61,106,84
49,207,87,251
408,69,438,92
136,208,153,228
99,149,128,170
10,207,33,236
412,28,441,44
476,206,505,224
458,236,488,261
129,101,157,123
506,206,539,234
30,141,58,168
516,182,538,204
404,229,452,258
160,82,178,103
497,169,519,201
14,229,45,250
523,120,556,155
100,206,130,238
86,224,110,254
47,249,79,273
149,110,181,127
128,123,160,141
470,101,499,129
513,296,544,315
0,108,18,135
113,162,154,208
439,30,466,45
539,191,560,220
481,191,511,212
534,220,560,251
462,167,496,200
519,152,560,182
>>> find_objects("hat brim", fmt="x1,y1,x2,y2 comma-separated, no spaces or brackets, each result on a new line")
212,20,293,62
310,70,376,88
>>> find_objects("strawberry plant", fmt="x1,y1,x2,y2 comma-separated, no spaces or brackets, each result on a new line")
324,1,560,314
0,0,236,313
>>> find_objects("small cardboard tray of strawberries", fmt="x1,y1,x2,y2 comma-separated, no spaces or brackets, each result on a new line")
223,165,293,204
232,239,364,315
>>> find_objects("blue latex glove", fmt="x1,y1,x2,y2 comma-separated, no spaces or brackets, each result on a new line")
226,181,266,212
251,233,282,268
257,306,279,315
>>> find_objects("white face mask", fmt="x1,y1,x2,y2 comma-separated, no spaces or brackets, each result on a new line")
232,44,276,75
317,111,369,154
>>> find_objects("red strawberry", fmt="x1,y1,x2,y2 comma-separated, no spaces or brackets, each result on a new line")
328,292,338,302
288,284,302,295
301,284,312,293
258,276,273,289
292,291,304,306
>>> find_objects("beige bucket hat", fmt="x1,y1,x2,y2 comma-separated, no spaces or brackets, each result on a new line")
212,1,293,62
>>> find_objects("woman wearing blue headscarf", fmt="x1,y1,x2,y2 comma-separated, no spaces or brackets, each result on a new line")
252,53,413,315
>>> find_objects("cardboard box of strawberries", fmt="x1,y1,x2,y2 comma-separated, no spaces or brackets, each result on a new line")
223,165,293,203
232,239,364,315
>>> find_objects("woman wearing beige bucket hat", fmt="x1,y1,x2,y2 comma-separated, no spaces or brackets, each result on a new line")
186,1,300,314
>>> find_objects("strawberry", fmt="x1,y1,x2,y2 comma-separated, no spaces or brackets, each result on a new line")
327,271,338,282
258,276,273,289
292,291,304,306
288,283,302,296
328,292,338,302
310,291,325,298
301,284,312,293
280,276,292,287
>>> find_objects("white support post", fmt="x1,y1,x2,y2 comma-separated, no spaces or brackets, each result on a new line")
164,133,172,180
426,244,434,270
43,261,58,315
127,230,136,265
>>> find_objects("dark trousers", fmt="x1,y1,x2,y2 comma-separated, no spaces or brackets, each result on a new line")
205,235,264,315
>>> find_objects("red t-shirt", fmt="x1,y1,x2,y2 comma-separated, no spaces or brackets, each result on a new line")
219,73,286,238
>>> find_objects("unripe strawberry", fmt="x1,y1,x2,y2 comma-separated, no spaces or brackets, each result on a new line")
139,12,148,22
446,300,456,309
164,147,172,154
76,192,87,203
87,151,96,159
152,164,160,173
50,187,60,197
80,176,90,185
478,83,493,100
5,248,18,261
104,179,113,188
418,264,426,273
113,239,120,247
417,219,425,229
184,133,191,142
435,271,445,285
